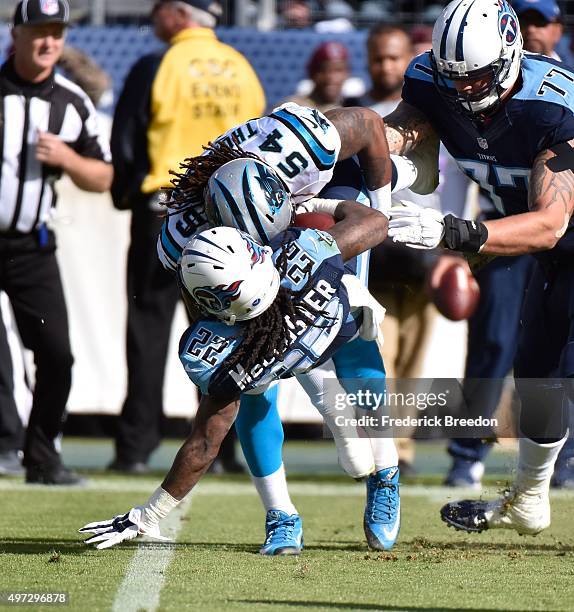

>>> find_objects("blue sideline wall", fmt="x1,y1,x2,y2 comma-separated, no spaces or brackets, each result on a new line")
0,26,370,112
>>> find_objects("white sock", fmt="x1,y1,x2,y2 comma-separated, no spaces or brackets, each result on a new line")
252,464,297,515
369,436,399,472
140,486,181,531
516,433,568,493
296,364,376,478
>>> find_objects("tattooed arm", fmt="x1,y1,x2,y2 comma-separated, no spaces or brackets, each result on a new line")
328,200,388,261
383,101,437,154
325,106,392,192
383,101,440,194
479,142,574,255
162,394,240,498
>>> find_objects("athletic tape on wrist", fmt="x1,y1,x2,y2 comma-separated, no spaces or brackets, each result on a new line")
141,486,181,529
367,183,391,218
304,198,342,215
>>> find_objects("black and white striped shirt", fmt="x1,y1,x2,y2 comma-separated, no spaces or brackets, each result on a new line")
0,57,111,234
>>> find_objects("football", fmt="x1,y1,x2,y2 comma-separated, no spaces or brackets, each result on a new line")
431,261,480,321
293,211,336,230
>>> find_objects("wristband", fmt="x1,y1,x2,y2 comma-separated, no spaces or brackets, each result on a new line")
443,215,488,252
140,486,181,530
367,183,391,218
390,154,418,193
304,198,342,215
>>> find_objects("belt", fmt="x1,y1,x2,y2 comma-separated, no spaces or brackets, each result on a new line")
0,224,50,247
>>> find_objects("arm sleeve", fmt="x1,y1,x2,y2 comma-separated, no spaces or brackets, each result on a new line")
401,75,419,109
179,326,241,402
438,149,472,217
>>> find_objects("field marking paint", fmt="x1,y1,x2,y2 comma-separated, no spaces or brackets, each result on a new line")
111,493,193,612
3,478,574,500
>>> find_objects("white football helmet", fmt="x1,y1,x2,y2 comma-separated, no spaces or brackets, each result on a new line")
205,158,293,245
178,227,280,325
431,0,523,116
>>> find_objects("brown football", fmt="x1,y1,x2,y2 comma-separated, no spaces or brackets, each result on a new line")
431,262,480,321
293,211,336,230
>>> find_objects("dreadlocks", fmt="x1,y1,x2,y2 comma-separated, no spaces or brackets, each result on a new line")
167,140,264,211
221,242,336,374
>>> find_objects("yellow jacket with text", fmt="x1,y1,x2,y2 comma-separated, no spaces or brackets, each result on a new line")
110,27,265,206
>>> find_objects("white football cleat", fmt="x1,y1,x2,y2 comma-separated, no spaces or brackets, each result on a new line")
441,486,550,535
485,487,550,534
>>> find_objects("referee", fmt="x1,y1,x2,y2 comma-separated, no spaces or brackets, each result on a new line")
0,0,112,484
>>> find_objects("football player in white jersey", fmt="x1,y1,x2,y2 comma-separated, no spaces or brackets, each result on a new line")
158,102,428,272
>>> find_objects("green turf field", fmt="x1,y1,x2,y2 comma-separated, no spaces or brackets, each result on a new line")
1,439,572,611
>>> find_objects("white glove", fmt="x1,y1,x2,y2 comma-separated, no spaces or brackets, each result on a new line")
387,201,445,249
79,507,171,550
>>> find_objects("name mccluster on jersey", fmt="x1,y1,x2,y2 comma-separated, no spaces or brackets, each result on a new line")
228,278,339,390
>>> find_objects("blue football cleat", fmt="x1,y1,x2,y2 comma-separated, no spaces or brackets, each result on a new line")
444,458,484,489
364,466,400,550
260,510,303,556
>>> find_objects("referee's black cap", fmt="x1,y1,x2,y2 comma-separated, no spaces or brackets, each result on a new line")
13,0,70,27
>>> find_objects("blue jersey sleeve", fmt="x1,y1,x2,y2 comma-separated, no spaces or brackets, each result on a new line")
401,52,436,113
514,55,574,153
178,322,241,401
271,227,343,287
533,102,574,152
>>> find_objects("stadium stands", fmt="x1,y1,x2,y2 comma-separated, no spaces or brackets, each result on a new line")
19,26,371,112
0,24,371,112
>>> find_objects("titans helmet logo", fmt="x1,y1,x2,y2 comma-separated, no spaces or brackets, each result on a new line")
192,280,243,313
253,163,288,214
242,234,268,267
499,12,518,45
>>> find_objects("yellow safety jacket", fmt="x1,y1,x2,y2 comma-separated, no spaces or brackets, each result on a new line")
142,27,265,193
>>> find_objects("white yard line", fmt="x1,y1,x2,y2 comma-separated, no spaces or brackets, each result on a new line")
3,478,574,499
111,494,193,612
